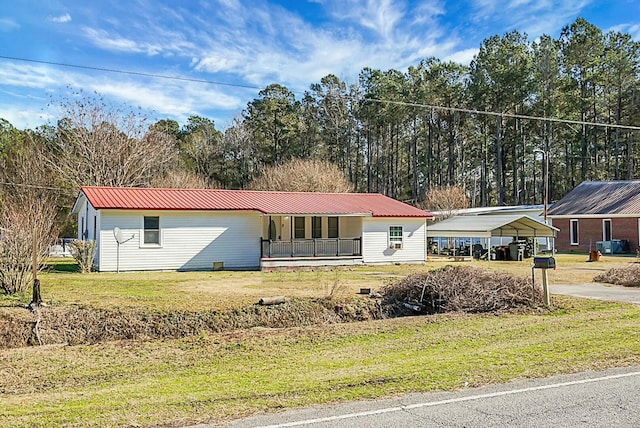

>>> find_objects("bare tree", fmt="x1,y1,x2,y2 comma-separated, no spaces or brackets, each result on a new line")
0,137,58,297
45,90,176,189
421,186,470,219
248,158,354,192
149,169,220,189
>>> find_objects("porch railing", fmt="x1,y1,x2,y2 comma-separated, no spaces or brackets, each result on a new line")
261,238,362,258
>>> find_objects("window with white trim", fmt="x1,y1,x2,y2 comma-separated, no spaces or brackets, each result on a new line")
143,216,160,245
570,219,579,245
389,226,403,249
603,219,612,241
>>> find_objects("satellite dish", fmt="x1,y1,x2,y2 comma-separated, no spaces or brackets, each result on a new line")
113,227,124,244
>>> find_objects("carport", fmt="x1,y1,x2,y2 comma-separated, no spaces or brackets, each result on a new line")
426,215,558,260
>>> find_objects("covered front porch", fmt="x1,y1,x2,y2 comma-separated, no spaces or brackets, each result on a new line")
259,214,364,268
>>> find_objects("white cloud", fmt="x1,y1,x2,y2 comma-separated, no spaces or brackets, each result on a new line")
320,0,406,39
0,63,60,88
0,60,245,129
0,106,51,130
188,0,457,92
470,0,593,37
0,18,20,31
444,48,479,66
82,27,163,55
51,13,72,23
609,23,640,40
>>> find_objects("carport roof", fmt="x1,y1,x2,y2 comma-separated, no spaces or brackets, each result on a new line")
426,215,558,238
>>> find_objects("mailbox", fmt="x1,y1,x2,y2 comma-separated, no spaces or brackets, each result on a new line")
533,256,556,269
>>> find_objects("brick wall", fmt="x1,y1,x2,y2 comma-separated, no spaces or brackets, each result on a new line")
552,217,640,252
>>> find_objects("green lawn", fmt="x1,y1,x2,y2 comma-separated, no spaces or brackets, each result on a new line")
4,253,634,312
2,297,639,427
1,255,640,427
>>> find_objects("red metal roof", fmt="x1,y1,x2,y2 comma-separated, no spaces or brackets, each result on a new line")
79,186,433,218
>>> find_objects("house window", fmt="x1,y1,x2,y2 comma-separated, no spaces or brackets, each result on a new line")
570,219,579,245
294,217,305,239
143,216,160,245
328,217,339,239
93,216,97,241
389,226,403,249
312,216,322,239
603,219,612,241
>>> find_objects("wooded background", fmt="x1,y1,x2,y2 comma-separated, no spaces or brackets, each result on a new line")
1,18,639,213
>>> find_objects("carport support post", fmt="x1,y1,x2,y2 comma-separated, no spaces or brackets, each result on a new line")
531,265,535,300
542,268,550,307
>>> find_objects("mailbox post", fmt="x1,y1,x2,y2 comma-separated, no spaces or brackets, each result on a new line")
533,257,556,307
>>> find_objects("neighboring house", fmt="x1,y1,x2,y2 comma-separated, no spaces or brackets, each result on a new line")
548,180,640,253
71,186,434,271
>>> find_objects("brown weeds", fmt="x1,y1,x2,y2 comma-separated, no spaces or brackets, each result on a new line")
593,263,640,287
382,265,541,315
0,298,383,349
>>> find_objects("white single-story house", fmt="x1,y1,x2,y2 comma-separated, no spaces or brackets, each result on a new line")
71,186,434,271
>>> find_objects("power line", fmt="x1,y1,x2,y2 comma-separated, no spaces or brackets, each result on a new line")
0,55,264,91
365,98,640,132
3,54,640,132
0,181,71,193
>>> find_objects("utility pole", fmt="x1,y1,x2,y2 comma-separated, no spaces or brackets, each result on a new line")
534,149,549,223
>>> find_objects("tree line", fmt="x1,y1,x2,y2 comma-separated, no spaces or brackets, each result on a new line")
1,17,640,209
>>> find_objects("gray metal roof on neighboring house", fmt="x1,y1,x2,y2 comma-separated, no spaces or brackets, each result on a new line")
548,180,640,216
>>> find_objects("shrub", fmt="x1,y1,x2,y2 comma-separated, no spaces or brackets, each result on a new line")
0,227,34,294
69,240,97,273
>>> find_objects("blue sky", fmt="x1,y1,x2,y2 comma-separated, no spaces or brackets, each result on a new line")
1,0,638,130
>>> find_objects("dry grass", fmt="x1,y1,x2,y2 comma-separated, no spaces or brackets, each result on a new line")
2,255,640,427
428,252,638,285
1,296,639,427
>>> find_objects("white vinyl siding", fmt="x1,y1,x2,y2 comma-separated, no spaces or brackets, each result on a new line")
77,198,100,267
97,210,262,271
362,218,426,264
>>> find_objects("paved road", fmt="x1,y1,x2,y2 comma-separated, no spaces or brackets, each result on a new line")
550,283,640,304
192,284,640,428
215,366,640,427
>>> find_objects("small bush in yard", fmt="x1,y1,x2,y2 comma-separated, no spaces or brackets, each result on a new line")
594,264,640,287
382,265,541,315
69,240,97,273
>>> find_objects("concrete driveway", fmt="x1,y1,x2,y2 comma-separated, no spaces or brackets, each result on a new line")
550,283,640,304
